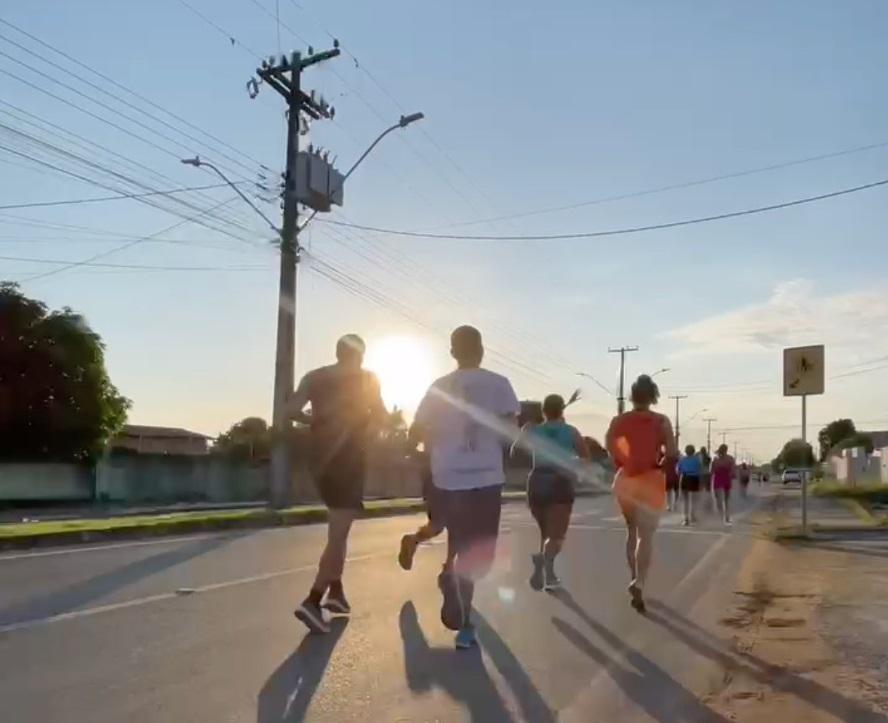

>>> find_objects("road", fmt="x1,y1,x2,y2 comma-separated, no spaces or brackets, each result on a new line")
0,492,763,722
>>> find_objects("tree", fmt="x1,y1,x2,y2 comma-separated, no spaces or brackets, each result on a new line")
214,416,271,461
773,438,815,472
0,283,129,461
834,432,874,456
817,418,856,461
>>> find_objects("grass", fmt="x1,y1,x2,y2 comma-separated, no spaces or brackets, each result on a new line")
0,490,531,545
809,481,888,526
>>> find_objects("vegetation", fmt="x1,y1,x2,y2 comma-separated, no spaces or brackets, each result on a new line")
214,416,271,461
0,283,129,461
771,438,815,472
817,418,873,460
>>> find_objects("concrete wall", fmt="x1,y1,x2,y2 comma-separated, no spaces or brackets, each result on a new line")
95,455,268,503
0,464,93,502
830,447,881,486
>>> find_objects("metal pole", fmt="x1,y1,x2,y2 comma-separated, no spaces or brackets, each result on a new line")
669,395,687,448
801,393,808,535
617,349,626,415
269,51,302,509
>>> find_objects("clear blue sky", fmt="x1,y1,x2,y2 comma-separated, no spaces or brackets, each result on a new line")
3,0,888,460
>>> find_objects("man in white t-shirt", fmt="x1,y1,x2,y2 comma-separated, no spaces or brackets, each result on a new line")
411,325,520,649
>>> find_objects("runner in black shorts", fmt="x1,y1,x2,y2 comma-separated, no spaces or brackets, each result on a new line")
398,449,451,573
677,444,702,526
289,334,386,634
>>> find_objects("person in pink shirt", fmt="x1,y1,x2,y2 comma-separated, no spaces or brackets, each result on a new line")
710,443,736,525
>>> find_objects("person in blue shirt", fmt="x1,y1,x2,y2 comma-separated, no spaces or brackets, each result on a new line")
512,394,590,591
677,444,702,526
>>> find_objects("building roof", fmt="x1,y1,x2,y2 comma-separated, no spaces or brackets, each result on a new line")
119,424,211,440
862,430,888,449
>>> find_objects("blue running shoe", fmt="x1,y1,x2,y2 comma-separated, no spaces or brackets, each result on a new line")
455,626,477,650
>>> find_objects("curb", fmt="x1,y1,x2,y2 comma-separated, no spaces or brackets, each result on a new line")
0,489,606,551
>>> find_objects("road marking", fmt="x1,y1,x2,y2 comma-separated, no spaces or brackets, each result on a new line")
0,552,379,636
0,532,238,562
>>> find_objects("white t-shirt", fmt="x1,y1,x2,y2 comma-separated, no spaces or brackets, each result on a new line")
414,368,520,491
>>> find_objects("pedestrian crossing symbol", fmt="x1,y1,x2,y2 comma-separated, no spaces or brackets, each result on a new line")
783,345,825,397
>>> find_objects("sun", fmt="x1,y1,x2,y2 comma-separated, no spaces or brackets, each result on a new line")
364,334,437,412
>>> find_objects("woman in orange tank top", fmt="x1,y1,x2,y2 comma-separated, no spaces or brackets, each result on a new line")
606,374,677,613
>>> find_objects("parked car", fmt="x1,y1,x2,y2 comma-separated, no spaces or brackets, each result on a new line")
782,468,803,485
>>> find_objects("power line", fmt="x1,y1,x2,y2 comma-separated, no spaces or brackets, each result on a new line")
0,181,234,211
0,17,267,171
319,175,888,241
0,254,269,272
443,139,888,228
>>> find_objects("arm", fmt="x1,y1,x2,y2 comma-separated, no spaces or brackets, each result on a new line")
605,417,619,459
661,416,678,460
287,374,312,425
510,422,533,459
573,427,591,461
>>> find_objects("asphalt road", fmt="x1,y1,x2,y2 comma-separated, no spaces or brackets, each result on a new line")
0,492,763,722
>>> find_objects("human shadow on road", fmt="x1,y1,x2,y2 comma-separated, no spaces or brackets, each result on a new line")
551,589,732,723
786,540,888,560
399,601,513,722
257,618,348,722
647,600,888,723
0,532,242,626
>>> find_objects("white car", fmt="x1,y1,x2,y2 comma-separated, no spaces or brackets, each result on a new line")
782,469,803,485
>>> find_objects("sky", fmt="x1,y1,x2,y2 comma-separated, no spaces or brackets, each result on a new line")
2,0,888,462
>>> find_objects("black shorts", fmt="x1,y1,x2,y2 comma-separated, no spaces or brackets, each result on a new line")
439,484,502,579
666,477,679,492
527,468,575,507
422,471,445,527
312,439,366,510
680,475,701,493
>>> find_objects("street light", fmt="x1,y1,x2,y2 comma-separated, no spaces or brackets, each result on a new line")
298,112,424,233
651,367,671,377
180,156,279,235
687,407,709,422
577,371,614,396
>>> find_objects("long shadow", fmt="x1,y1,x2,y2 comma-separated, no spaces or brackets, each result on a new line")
646,600,888,723
399,601,513,722
788,540,888,560
474,612,557,723
0,533,241,626
551,589,732,722
257,619,348,722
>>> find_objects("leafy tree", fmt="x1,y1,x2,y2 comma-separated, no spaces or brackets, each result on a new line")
773,438,815,472
214,416,271,461
0,283,129,461
817,418,856,461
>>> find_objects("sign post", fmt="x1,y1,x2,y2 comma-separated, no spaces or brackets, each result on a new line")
783,345,825,536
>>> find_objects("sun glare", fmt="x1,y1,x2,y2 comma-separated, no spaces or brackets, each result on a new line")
364,335,438,412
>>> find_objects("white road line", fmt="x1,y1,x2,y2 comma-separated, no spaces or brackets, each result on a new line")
0,553,381,636
0,532,238,562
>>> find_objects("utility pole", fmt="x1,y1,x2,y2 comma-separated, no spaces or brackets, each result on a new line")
669,395,688,448
257,47,340,507
720,431,728,447
608,346,639,415
703,417,717,452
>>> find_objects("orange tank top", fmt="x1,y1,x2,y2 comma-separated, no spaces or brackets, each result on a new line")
609,410,667,476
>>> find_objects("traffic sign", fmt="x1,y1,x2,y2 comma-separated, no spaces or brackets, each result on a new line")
783,345,825,397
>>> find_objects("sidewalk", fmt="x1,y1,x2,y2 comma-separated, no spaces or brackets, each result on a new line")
702,491,888,721
776,486,880,536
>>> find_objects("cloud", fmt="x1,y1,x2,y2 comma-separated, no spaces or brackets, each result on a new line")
663,279,888,356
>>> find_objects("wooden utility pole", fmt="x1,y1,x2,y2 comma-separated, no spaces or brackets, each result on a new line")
608,345,638,415
669,395,688,448
257,47,340,507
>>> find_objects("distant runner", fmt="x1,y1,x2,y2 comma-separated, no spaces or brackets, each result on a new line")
665,450,680,512
739,462,751,498
411,326,520,649
698,446,712,513
289,334,386,634
512,394,590,591
606,374,677,614
711,443,736,525
677,444,702,526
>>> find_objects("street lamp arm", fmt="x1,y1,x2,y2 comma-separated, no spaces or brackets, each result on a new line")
298,112,424,233
181,157,280,235
577,372,614,396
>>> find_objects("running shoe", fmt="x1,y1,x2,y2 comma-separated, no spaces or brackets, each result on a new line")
682,518,690,527
399,534,418,571
529,553,545,591
295,600,331,634
455,626,478,650
323,587,351,615
543,558,562,591
628,583,646,614
438,569,463,631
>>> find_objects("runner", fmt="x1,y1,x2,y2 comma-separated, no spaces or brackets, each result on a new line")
289,334,386,634
397,448,451,573
677,444,702,526
512,393,590,591
739,462,751,498
606,374,677,614
665,449,680,512
698,446,712,513
411,325,520,649
711,443,736,525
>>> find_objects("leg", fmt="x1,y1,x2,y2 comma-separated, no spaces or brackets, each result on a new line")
528,501,546,590
542,503,572,589
724,487,732,523
634,505,660,591
624,512,639,584
314,507,358,591
681,486,690,524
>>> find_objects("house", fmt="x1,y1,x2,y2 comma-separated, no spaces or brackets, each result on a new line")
111,425,211,456
861,430,888,450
